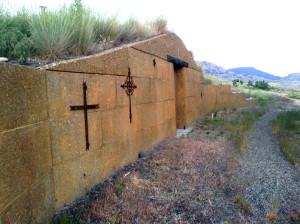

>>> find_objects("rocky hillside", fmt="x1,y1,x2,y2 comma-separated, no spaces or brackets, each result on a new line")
200,61,226,74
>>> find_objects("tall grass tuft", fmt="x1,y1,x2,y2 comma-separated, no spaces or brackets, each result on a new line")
1,2,168,61
67,2,96,55
29,8,74,60
119,18,147,42
94,15,120,42
150,17,167,34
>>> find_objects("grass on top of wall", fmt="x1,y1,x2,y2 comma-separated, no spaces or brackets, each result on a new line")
0,2,168,62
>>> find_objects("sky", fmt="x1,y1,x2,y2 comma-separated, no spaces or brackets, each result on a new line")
2,0,300,77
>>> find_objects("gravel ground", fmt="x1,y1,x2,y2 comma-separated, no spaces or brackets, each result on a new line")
237,97,300,223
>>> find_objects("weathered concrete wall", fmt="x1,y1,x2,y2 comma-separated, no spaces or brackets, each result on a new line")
46,46,176,209
0,63,54,223
0,33,257,223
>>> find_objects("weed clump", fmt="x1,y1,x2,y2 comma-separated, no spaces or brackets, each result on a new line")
234,196,252,214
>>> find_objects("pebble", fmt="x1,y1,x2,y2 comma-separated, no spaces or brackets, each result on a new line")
0,57,8,62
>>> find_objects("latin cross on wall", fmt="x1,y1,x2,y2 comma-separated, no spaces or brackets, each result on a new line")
70,81,99,150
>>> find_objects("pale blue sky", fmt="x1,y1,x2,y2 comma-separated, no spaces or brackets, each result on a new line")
2,0,300,76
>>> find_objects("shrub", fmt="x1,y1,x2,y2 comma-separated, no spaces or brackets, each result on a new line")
232,79,238,87
0,8,31,62
247,80,253,86
254,80,270,91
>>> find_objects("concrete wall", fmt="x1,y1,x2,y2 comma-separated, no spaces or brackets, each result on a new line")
0,64,54,223
0,33,257,223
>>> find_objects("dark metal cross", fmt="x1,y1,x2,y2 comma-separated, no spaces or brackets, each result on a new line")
70,81,99,150
121,68,137,123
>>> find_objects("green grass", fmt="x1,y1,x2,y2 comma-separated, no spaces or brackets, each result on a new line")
288,92,300,100
0,2,168,61
198,107,266,154
271,110,300,166
203,73,228,85
50,213,80,224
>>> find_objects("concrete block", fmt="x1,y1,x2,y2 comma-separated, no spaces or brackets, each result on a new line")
42,47,129,76
53,145,121,209
50,111,102,165
0,121,52,215
0,174,54,224
47,71,115,119
0,63,48,132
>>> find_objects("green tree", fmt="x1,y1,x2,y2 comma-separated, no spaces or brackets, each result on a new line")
254,80,270,91
232,79,238,87
247,80,253,86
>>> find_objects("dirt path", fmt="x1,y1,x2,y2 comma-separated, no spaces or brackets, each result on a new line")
237,97,300,223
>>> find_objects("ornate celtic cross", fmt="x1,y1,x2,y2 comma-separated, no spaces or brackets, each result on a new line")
121,68,137,123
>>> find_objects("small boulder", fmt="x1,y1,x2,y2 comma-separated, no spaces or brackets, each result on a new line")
0,57,8,62
138,151,146,158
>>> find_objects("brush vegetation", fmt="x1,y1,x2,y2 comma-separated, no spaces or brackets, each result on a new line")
271,110,300,167
191,106,267,155
0,1,167,62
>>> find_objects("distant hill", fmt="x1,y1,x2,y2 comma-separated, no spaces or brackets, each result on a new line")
199,61,227,74
281,73,300,81
227,67,281,80
197,61,277,82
